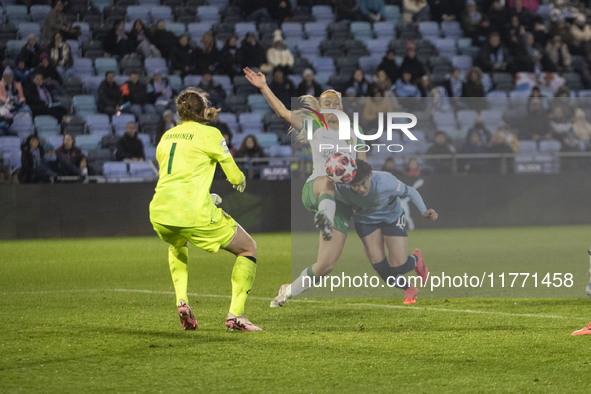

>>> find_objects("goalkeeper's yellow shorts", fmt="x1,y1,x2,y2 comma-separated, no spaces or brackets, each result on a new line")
152,208,237,253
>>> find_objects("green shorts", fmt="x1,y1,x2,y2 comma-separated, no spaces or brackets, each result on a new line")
301,179,352,235
151,208,237,253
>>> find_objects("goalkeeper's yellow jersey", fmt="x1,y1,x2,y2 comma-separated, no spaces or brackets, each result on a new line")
149,121,244,228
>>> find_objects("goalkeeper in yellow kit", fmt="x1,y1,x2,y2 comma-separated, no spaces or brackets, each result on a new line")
149,87,261,331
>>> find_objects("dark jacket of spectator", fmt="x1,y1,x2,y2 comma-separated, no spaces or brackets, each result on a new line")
56,140,84,175
194,37,220,75
400,45,426,81
103,21,133,58
19,135,55,183
269,69,295,109
378,51,401,84
296,79,323,97
237,33,267,69
98,77,121,115
116,133,145,161
151,24,177,59
121,77,151,106
170,36,195,76
17,39,43,70
476,34,511,72
218,36,240,77
24,75,67,121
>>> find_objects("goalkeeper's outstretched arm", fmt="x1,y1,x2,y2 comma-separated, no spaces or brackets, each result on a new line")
219,157,246,192
243,67,304,132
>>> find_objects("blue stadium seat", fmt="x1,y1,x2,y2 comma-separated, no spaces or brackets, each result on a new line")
76,134,102,150
312,57,335,74
519,140,538,153
34,115,59,135
47,135,64,150
129,160,155,176
183,74,202,87
29,5,51,23
235,22,257,41
383,5,400,22
0,136,22,152
72,22,91,42
539,140,562,153
281,22,304,40
150,6,173,22
298,38,322,58
218,113,237,129
6,6,28,24
418,21,440,41
239,113,263,134
358,55,381,75
350,22,372,41
73,95,97,116
373,22,395,39
67,39,80,57
103,161,128,176
441,21,463,39
433,111,457,128
197,6,220,23
188,22,214,40
168,74,182,93
111,113,136,132
8,112,33,135
136,133,151,149
94,57,118,76
139,0,160,5
85,114,111,132
83,76,103,98
257,133,279,149
18,22,41,40
127,6,151,23
366,38,390,55
304,22,328,38
6,40,26,60
311,5,334,22
144,57,168,75
166,22,186,36
452,55,473,72
73,57,95,78
247,94,270,114
435,38,456,59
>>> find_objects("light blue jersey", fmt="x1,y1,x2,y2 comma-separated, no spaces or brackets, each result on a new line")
335,171,427,224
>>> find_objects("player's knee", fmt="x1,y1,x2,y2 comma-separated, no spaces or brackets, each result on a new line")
248,238,257,257
314,260,336,276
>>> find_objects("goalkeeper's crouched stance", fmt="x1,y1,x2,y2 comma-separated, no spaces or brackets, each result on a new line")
149,87,261,331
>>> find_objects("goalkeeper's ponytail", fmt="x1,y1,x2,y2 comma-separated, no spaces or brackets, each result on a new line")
176,87,220,124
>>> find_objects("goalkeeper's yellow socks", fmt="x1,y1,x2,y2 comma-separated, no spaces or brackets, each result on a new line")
168,245,189,305
229,256,257,316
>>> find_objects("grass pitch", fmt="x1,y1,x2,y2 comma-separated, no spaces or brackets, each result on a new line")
1,228,590,393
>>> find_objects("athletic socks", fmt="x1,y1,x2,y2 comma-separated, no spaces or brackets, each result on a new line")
229,256,257,317
391,255,417,276
168,245,189,305
290,266,319,297
317,194,336,223
371,258,409,290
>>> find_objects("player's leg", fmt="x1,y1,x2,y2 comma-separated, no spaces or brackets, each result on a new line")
312,176,336,241
383,215,428,284
152,222,197,330
223,224,261,331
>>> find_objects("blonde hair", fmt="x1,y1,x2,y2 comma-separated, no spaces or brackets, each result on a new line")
175,87,220,124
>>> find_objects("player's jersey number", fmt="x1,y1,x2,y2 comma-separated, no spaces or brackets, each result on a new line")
167,142,177,174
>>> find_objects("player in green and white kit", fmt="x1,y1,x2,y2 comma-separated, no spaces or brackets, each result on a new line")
243,67,366,307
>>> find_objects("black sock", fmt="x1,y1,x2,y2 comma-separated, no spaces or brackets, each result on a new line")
371,258,408,290
391,255,417,276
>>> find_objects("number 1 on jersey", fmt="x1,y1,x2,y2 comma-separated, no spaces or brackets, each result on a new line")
167,142,177,174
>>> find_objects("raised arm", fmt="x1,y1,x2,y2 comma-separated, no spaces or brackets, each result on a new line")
243,67,304,131
400,183,438,221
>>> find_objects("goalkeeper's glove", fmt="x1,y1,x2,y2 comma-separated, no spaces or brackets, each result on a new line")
233,179,246,193
210,193,222,206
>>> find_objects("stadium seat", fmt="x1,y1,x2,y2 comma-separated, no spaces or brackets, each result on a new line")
226,95,248,113
239,113,264,134
129,160,155,176
136,133,152,149
298,38,322,58
166,22,186,36
6,40,26,60
83,76,103,98
562,73,584,91
218,113,238,129
188,22,214,41
72,95,97,117
492,73,514,91
350,22,372,41
383,5,400,22
281,22,304,40
311,5,334,22
441,21,463,39
73,57,95,78
47,134,65,150
183,74,202,87
312,57,335,74
150,6,173,22
435,38,456,59
366,38,390,55
111,113,136,132
103,161,128,176
168,74,182,93
235,22,257,41
418,21,440,41
452,55,472,72
304,22,328,39
8,112,33,135
94,57,118,76
17,23,41,40
6,6,28,25
358,56,381,75
127,6,151,23
373,22,395,39
85,114,111,132
0,136,22,153
539,140,562,153
144,58,168,76
34,115,60,135
247,94,270,114
257,133,279,149
30,5,51,23
72,22,91,42
197,6,220,23
76,134,102,150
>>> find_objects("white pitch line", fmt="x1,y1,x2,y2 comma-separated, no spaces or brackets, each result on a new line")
111,288,582,320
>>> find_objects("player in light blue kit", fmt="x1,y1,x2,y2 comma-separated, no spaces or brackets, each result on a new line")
336,160,439,304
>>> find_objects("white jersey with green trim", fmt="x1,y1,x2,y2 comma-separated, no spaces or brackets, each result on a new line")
304,123,362,183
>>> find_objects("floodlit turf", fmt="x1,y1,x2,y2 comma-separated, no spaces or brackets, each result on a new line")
1,229,591,393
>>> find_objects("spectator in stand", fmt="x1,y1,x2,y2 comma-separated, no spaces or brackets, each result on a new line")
19,134,57,183
403,0,430,23
378,49,401,84
462,66,485,98
236,134,265,159
444,67,463,98
0,67,28,120
103,20,133,59
466,115,491,145
49,32,73,79
524,88,549,140
359,0,386,22
296,69,323,97
35,53,66,97
517,32,542,73
401,42,426,81
129,19,161,59
487,0,508,33
476,31,511,73
373,70,393,93
509,0,535,29
347,69,371,97
238,33,267,70
362,87,392,131
462,0,482,38
116,122,144,161
417,75,438,98
269,67,295,109
13,60,32,84
572,108,591,145
197,72,227,108
505,15,526,51
170,35,195,77
42,0,80,43
426,131,455,174
544,34,572,73
560,132,583,171
508,0,538,12
17,35,43,71
148,72,175,114
98,71,121,117
155,109,177,144
195,31,219,75
237,0,272,24
218,36,240,78
461,131,489,173
381,157,404,178
209,112,236,157
55,134,87,177
121,71,157,118
267,0,292,23
429,0,459,23
393,71,420,97
532,16,549,46
266,35,294,74
548,105,573,142
490,123,519,152
151,20,178,59
24,72,67,121
569,15,591,56
405,157,421,177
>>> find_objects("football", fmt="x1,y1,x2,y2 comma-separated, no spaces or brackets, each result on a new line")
325,152,357,184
